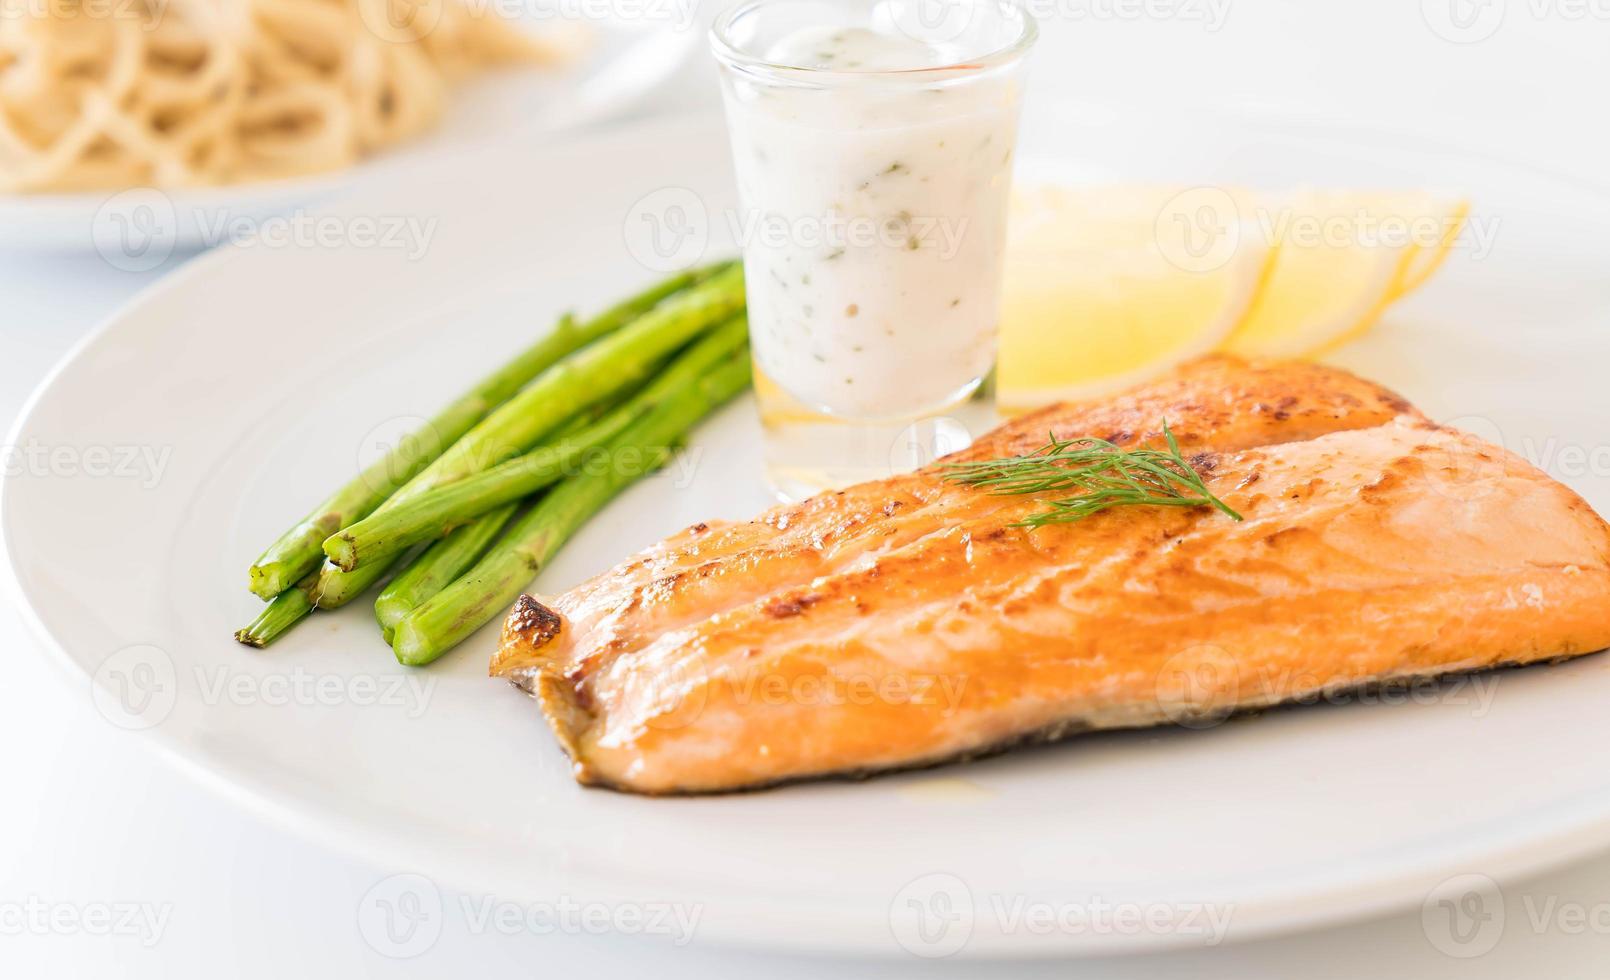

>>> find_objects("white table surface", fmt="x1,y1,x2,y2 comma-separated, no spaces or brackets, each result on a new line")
5,3,1609,975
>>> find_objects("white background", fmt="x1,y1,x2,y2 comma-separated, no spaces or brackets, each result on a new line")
4,0,1610,975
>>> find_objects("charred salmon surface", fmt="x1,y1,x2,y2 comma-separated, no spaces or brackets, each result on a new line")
491,356,1610,795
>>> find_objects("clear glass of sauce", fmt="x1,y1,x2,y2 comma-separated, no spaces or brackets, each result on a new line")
711,0,1037,499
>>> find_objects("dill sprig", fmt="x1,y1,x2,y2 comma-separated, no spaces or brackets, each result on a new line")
941,421,1243,529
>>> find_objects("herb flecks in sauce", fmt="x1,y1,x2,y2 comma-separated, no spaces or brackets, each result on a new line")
728,23,1020,418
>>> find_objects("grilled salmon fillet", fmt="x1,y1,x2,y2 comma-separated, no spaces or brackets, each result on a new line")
491,356,1610,794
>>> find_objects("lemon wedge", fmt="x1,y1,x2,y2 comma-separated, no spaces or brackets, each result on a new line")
1220,190,1464,358
997,185,1468,409
1389,197,1470,301
997,185,1274,411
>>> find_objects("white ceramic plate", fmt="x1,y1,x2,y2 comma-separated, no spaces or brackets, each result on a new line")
0,16,696,255
6,109,1610,959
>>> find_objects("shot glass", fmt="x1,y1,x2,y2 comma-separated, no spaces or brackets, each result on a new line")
710,0,1037,499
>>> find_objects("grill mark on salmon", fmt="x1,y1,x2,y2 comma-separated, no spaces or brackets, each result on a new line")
492,356,1610,794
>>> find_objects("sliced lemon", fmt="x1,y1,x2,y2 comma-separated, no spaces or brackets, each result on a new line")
1389,197,1470,300
1221,190,1448,358
997,184,1274,412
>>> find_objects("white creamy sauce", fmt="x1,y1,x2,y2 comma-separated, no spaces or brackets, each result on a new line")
766,25,953,71
721,26,1021,419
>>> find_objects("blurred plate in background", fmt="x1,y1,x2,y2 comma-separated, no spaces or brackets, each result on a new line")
0,14,699,257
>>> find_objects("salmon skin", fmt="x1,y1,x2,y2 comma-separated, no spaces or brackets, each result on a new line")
491,356,1610,795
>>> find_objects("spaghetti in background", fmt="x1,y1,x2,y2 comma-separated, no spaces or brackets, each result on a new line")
0,0,586,192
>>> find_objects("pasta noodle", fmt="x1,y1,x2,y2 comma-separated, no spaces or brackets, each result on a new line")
0,0,584,191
